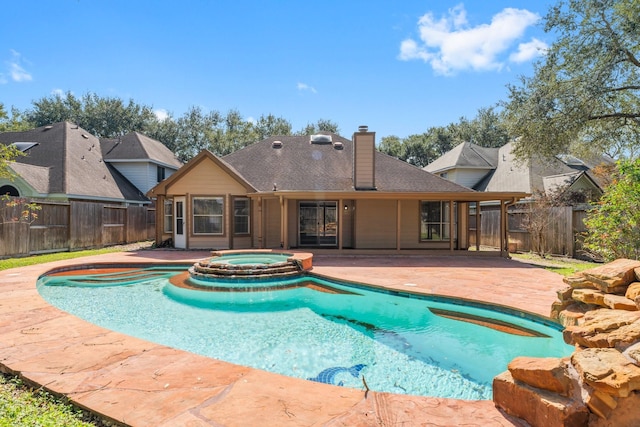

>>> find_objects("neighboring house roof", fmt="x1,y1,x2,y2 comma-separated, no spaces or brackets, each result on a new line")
424,141,497,174
101,132,182,168
7,162,51,194
221,134,472,193
425,141,606,197
0,122,148,203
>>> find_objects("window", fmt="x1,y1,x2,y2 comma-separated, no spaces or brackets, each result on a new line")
234,198,250,234
420,201,456,241
193,197,223,234
163,199,173,233
157,166,166,182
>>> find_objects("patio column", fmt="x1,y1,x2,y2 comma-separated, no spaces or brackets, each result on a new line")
449,200,454,252
338,198,344,250
396,200,401,250
257,197,263,249
476,202,481,251
500,199,507,257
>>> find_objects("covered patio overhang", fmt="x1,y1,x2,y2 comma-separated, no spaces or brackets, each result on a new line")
247,190,529,257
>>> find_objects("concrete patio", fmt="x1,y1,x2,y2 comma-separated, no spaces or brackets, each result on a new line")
0,249,566,426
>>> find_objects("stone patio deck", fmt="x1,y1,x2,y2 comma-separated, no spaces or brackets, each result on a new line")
0,249,566,426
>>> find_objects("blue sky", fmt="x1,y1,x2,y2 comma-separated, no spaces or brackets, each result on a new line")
2,1,555,139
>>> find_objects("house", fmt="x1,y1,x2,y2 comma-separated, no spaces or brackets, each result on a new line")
148,126,527,255
424,141,606,202
0,122,181,205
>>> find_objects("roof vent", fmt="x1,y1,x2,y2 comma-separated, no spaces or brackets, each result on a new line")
81,134,89,139
333,141,344,150
272,140,283,148
310,134,332,144
44,125,53,130
358,125,368,132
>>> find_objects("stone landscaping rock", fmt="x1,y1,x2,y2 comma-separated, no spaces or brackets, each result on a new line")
563,309,640,349
493,371,590,427
563,274,598,289
571,348,640,398
507,357,574,396
588,391,640,427
557,286,574,301
557,302,593,327
603,294,638,311
583,389,618,420
622,342,640,365
581,258,640,294
625,282,640,300
572,289,606,306
499,258,640,426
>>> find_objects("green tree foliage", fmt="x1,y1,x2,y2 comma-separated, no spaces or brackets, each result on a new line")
583,159,640,261
449,107,510,148
0,103,31,132
295,119,340,135
377,107,506,168
504,0,640,161
26,92,157,137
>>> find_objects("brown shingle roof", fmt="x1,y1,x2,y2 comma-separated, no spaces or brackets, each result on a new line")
0,122,148,203
222,134,473,193
101,132,182,168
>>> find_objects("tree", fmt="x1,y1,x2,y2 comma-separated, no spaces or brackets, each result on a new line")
0,103,32,132
254,114,292,140
583,159,640,261
295,119,340,135
449,107,510,148
503,0,640,161
25,92,157,137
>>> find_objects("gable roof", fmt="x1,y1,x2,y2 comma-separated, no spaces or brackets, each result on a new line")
101,132,182,168
0,122,148,203
148,149,256,197
221,134,472,193
424,141,497,174
426,140,607,196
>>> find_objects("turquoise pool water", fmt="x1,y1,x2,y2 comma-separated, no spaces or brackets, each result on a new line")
37,267,573,400
209,252,293,265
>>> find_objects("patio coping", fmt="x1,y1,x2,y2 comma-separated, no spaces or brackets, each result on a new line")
0,249,565,426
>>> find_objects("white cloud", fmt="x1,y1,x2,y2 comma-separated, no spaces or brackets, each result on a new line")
246,116,256,124
6,49,32,82
51,88,65,97
399,4,541,75
297,82,317,94
154,109,170,121
509,38,547,63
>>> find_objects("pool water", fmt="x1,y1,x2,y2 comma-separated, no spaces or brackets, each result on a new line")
209,252,292,265
37,268,573,400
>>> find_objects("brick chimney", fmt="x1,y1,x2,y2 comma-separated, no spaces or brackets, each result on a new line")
353,125,376,190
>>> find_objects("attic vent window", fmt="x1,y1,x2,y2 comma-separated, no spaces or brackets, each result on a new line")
333,141,343,150
272,140,283,148
11,142,39,152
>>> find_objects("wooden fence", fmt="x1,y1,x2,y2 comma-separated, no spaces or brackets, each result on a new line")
0,197,155,258
469,206,589,257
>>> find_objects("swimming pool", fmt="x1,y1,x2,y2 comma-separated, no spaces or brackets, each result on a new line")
37,266,573,400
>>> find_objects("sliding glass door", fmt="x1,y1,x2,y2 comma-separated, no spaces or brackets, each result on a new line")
299,201,337,247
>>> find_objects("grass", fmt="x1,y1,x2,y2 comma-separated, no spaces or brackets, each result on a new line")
0,242,153,271
0,374,106,427
509,251,600,276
